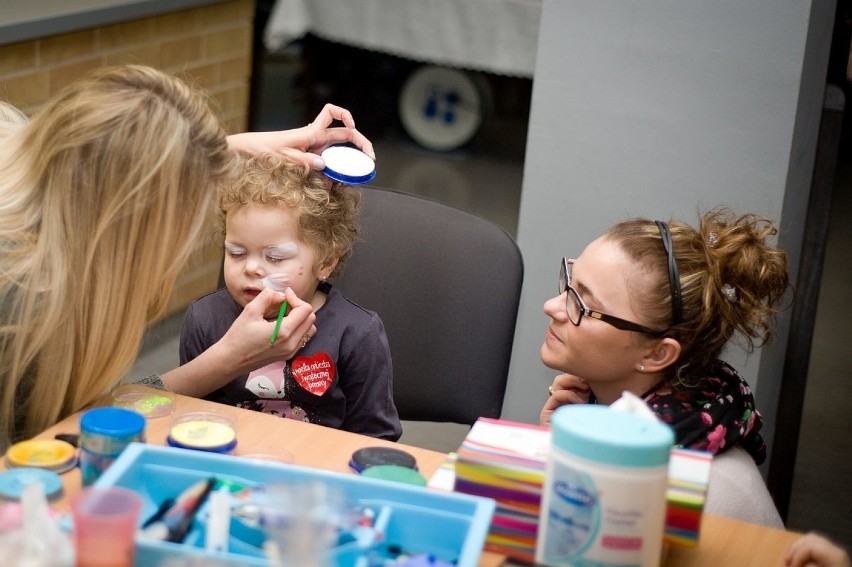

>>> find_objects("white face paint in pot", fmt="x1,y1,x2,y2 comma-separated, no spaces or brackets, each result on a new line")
320,146,376,184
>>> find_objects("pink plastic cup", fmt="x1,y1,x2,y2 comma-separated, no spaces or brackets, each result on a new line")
71,486,142,567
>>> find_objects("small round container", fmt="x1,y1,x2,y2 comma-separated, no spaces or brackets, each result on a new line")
321,145,376,184
79,407,146,487
5,439,77,474
360,465,427,487
0,468,64,501
167,410,237,454
349,447,418,474
111,384,175,418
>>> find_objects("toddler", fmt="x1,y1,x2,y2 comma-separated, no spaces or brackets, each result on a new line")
178,154,401,440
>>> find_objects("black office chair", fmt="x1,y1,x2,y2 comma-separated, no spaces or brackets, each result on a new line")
331,186,524,425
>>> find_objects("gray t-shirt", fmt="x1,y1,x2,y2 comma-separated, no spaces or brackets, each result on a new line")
179,285,401,441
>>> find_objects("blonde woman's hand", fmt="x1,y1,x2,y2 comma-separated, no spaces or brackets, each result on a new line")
160,288,316,398
785,532,851,567
223,287,317,370
226,104,375,169
540,373,591,426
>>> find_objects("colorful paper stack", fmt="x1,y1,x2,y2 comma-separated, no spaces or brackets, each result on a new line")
451,418,550,564
664,448,713,547
437,418,713,563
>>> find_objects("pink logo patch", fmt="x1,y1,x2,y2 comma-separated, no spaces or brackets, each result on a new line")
292,352,336,396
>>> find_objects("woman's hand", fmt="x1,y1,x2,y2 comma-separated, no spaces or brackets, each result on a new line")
218,287,317,372
540,373,591,426
161,288,316,398
226,104,375,169
785,532,851,567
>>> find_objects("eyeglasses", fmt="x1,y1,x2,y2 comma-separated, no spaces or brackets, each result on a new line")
559,257,666,336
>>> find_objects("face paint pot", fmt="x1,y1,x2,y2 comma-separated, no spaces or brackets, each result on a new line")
320,145,376,184
349,446,418,474
110,384,175,418
167,411,237,454
79,407,146,486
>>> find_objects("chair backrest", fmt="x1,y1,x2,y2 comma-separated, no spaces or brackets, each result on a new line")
332,186,524,425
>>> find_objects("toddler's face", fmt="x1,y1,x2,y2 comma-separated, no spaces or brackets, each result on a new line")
222,205,329,312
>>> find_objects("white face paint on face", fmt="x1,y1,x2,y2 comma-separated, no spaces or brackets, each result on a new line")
222,205,328,310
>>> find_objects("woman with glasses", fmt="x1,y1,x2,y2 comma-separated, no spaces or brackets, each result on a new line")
539,208,789,527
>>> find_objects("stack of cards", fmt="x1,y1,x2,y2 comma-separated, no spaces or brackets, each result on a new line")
663,448,713,547
451,418,550,563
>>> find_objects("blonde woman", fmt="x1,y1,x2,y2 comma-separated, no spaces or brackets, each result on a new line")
0,65,374,450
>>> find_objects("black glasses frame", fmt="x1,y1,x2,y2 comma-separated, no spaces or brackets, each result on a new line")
559,258,666,337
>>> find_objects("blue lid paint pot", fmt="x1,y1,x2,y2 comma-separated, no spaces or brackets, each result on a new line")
167,411,237,454
79,407,146,486
0,467,63,500
321,145,376,184
536,405,674,567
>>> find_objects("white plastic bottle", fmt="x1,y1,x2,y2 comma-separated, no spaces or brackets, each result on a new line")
536,404,674,566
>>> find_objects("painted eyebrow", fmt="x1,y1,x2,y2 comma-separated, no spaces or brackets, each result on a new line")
224,242,245,253
264,243,299,256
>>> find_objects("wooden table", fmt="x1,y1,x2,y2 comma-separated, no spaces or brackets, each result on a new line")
2,391,802,566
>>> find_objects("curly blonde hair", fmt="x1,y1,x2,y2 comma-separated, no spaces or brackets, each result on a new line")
216,154,361,277
607,208,790,381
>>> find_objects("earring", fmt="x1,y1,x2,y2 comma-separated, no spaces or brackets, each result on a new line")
638,364,645,372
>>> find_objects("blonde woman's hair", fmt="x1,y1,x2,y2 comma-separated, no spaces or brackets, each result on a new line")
0,65,235,448
606,208,790,382
0,101,26,128
216,154,361,277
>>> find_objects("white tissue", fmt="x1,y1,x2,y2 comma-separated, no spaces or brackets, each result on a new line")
0,482,73,566
609,391,660,422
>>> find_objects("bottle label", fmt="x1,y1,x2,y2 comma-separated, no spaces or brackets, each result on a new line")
539,457,666,567
541,462,599,561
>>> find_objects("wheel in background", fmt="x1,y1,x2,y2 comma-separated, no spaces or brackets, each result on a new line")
398,65,492,151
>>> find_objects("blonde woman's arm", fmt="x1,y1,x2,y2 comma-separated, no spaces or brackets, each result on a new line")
226,103,375,169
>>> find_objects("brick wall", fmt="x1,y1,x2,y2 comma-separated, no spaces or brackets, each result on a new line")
0,0,255,319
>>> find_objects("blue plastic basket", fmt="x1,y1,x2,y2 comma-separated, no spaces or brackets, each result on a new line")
93,443,495,567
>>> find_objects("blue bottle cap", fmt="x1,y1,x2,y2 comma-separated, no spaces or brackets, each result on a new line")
321,145,376,184
550,405,674,468
79,407,146,438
